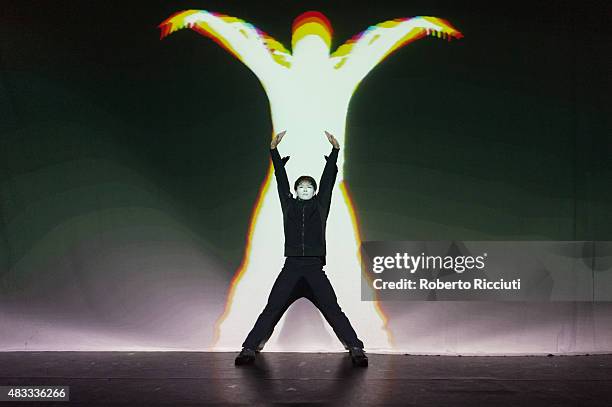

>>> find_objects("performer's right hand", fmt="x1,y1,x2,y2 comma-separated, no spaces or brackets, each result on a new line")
270,130,286,149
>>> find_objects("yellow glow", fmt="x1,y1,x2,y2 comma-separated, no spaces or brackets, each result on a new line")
161,10,461,352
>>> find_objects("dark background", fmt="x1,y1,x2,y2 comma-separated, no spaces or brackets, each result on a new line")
1,0,610,279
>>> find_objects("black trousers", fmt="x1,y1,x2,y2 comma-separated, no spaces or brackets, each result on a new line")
242,256,365,351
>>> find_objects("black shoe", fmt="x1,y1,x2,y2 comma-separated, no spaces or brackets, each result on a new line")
235,348,256,365
349,347,368,367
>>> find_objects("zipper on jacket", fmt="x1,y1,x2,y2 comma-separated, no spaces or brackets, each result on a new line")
302,205,305,255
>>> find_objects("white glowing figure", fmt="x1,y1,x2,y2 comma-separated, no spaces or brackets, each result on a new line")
160,10,462,351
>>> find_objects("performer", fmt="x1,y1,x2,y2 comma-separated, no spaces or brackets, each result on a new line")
235,130,368,367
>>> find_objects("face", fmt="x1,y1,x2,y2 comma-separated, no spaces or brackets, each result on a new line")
296,181,315,200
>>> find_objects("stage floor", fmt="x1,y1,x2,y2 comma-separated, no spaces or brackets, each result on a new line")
1,352,611,406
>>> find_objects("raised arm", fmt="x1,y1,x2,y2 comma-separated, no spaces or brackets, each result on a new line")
318,131,340,218
159,10,292,82
270,131,292,211
330,16,462,86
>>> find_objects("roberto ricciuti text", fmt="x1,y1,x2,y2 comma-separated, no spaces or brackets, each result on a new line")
372,278,521,291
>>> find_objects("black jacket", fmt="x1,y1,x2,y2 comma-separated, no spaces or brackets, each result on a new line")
270,146,339,265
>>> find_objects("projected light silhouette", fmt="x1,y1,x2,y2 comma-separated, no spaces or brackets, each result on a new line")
159,10,462,351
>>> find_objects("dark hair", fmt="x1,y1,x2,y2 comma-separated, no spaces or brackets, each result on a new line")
294,175,317,191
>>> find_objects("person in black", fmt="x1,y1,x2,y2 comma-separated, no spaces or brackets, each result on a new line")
235,130,367,367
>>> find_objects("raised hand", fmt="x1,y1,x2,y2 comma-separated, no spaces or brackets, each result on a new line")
324,131,340,149
270,130,287,149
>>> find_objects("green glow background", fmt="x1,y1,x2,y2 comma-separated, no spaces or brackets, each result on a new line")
0,0,610,281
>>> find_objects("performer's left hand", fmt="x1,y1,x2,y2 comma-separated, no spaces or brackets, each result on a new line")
324,131,340,149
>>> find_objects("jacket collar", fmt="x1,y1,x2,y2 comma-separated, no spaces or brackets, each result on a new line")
297,196,316,205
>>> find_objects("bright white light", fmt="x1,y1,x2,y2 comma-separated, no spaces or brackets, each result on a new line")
159,10,462,351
